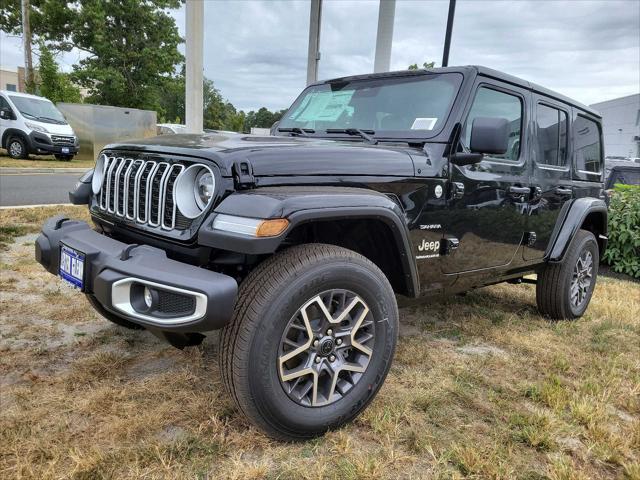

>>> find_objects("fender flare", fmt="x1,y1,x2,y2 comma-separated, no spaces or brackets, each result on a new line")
198,187,419,296
1,128,29,149
546,197,608,263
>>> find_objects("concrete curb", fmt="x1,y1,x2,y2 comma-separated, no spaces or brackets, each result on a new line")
0,167,89,174
0,203,73,210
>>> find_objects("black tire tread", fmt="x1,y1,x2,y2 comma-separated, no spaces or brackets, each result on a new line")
219,243,393,440
536,229,597,320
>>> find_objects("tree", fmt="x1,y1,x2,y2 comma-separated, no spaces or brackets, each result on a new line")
1,0,184,110
38,43,82,104
408,61,436,70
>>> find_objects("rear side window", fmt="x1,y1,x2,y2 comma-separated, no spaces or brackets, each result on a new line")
574,116,602,174
462,87,523,161
536,103,568,167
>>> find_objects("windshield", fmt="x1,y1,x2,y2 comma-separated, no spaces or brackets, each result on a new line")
278,73,462,138
8,95,67,124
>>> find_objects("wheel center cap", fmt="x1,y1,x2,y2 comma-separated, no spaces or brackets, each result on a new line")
319,338,334,356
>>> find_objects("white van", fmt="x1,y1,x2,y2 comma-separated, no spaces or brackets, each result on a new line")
0,90,78,160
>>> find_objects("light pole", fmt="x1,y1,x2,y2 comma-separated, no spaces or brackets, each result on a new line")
373,0,396,73
185,0,204,133
306,0,322,85
442,0,456,67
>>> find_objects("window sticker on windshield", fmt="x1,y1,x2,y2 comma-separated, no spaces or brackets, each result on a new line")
296,90,355,123
411,117,438,130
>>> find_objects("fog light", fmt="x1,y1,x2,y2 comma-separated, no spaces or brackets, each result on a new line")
144,286,153,308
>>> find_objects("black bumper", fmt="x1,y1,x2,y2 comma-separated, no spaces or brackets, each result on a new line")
35,215,237,332
27,132,78,155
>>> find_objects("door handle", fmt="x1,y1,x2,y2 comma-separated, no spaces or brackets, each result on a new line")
508,186,530,196
555,187,573,196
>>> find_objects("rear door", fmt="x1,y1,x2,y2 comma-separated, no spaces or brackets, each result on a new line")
524,96,573,261
441,80,531,274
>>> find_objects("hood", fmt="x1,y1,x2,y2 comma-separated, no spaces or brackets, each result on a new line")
106,132,417,177
33,120,75,136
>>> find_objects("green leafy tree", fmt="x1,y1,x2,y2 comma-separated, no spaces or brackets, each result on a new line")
38,43,82,104
408,61,436,70
1,0,184,110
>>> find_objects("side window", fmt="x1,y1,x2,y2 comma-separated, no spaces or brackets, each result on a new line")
574,116,602,173
0,96,11,110
536,103,568,167
462,86,523,161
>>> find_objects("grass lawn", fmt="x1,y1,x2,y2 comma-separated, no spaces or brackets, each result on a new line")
1,206,638,479
0,151,95,169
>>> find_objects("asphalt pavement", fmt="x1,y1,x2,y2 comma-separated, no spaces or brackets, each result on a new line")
0,171,82,206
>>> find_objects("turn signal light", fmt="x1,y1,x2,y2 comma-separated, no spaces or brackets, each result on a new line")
256,218,289,237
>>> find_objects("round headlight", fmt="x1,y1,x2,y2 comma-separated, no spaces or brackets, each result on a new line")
195,170,214,209
175,165,216,219
92,154,107,194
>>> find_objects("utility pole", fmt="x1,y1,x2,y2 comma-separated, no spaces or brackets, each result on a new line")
306,0,322,85
441,0,456,67
373,0,396,73
185,0,204,133
21,0,34,93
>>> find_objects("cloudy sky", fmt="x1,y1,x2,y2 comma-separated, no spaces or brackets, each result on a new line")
1,0,638,112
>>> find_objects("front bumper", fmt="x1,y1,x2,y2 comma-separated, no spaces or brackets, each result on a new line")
27,132,78,155
35,215,237,332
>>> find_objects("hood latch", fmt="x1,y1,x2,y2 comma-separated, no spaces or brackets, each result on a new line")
232,160,256,189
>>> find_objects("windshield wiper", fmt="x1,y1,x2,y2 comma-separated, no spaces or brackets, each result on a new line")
326,128,377,145
277,127,315,137
20,110,40,120
38,116,65,124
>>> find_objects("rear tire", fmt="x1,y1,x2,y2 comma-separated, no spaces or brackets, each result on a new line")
7,136,28,159
536,229,599,320
219,243,398,441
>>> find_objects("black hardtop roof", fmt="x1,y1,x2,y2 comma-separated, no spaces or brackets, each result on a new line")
317,65,600,119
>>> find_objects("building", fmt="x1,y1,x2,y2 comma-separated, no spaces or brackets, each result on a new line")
590,93,640,159
0,66,25,92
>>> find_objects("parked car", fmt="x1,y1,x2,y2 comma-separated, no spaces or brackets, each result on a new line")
35,66,607,440
157,123,187,135
0,90,78,160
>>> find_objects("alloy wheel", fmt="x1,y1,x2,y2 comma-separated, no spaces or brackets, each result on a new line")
278,289,375,407
9,141,23,157
571,250,593,308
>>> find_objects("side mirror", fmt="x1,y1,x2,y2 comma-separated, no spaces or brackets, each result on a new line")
451,117,510,166
470,117,509,154
0,109,10,120
270,121,280,136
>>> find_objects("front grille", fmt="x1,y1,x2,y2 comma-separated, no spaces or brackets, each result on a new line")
51,135,75,145
97,156,186,230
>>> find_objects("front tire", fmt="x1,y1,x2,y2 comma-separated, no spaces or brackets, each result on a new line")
536,229,599,320
219,244,398,440
7,136,28,159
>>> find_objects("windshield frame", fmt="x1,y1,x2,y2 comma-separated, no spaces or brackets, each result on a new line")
278,71,465,142
8,95,68,125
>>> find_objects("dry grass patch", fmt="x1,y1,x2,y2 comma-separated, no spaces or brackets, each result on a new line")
0,153,95,169
1,206,639,479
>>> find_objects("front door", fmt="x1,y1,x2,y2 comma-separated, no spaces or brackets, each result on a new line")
441,82,530,274
524,97,573,261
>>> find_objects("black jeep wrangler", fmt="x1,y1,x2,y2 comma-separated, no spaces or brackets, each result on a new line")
35,66,608,440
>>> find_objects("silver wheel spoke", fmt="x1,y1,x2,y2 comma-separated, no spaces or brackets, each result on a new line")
278,289,375,407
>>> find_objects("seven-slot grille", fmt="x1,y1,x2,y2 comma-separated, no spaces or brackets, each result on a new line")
51,135,75,145
97,156,185,230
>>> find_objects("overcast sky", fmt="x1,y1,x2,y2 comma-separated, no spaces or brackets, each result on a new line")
1,0,638,112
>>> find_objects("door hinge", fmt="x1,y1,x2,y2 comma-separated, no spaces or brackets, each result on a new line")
525,231,537,247
450,182,465,200
232,160,255,189
444,236,460,254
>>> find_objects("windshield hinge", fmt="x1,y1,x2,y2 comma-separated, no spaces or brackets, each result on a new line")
232,160,256,189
